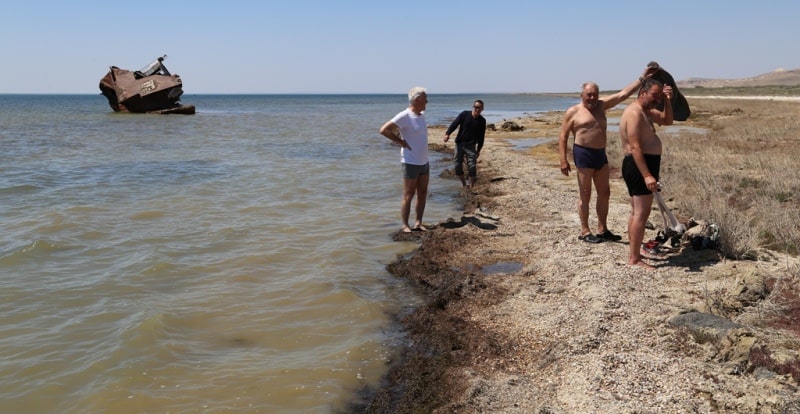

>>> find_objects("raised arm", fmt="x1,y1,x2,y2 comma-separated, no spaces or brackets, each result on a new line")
648,85,674,126
602,66,658,110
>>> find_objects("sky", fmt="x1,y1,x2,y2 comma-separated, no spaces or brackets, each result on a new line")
1,0,798,94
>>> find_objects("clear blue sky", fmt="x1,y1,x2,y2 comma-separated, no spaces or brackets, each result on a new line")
2,0,798,94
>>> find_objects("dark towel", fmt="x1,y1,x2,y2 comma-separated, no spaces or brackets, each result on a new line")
648,61,691,121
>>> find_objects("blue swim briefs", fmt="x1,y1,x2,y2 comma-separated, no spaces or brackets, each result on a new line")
573,144,608,170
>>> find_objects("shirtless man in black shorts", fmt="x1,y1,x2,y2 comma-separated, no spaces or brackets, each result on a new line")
619,78,673,268
559,65,656,243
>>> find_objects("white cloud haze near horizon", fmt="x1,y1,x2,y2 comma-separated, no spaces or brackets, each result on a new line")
2,0,799,94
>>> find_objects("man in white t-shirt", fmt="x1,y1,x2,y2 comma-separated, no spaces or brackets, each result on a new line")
379,87,429,233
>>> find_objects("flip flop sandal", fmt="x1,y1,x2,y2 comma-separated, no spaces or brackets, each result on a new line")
641,249,668,260
599,230,622,241
578,234,603,244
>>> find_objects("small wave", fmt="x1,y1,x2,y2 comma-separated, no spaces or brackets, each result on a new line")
141,260,178,276
131,312,169,342
130,210,166,220
0,184,43,194
21,240,62,254
0,240,76,265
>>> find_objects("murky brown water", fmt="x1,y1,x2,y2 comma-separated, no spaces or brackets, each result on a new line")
0,94,574,413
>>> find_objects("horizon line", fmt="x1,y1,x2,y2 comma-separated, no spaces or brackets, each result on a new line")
0,91,580,96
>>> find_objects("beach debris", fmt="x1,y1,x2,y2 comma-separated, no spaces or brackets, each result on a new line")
473,208,499,221
489,176,517,183
682,218,721,250
441,216,498,231
654,182,687,247
501,121,524,131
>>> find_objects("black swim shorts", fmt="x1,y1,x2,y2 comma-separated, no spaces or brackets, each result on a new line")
622,154,661,196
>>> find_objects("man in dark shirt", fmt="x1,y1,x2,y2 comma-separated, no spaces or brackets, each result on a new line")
444,99,487,189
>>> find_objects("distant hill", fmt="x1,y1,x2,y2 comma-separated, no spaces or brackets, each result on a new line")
677,68,800,88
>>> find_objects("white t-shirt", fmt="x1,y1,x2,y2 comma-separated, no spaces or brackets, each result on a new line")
390,108,429,165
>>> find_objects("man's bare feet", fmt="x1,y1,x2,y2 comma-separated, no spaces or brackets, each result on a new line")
413,223,428,231
402,225,413,233
629,258,656,270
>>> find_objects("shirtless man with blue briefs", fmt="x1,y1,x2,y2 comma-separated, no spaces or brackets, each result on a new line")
559,65,656,244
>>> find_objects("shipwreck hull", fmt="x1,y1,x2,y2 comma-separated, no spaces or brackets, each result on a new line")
99,57,194,114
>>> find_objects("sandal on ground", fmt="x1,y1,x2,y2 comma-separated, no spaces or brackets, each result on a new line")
644,239,660,250
578,234,603,244
599,230,622,241
640,248,667,260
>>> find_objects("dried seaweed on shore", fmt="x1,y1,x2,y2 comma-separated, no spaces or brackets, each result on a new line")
363,98,800,414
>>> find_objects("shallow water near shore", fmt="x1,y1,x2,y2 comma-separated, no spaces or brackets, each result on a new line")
0,93,576,413
508,137,555,150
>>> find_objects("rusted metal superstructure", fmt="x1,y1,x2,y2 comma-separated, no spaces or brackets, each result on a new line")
99,55,194,114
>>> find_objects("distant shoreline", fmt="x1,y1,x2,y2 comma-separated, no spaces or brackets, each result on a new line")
685,95,800,101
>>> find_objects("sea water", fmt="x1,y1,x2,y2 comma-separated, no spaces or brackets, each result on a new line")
0,93,576,413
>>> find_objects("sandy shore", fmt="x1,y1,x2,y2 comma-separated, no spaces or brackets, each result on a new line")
362,103,800,413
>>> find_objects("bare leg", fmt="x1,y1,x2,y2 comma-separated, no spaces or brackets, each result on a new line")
401,177,418,232
593,164,611,234
413,173,429,230
576,167,595,236
628,194,655,269
457,174,467,187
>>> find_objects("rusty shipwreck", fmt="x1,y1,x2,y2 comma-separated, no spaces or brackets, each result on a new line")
99,55,195,114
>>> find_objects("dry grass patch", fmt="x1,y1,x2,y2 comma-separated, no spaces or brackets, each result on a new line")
609,99,800,260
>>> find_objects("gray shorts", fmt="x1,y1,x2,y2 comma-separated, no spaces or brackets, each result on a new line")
402,162,430,179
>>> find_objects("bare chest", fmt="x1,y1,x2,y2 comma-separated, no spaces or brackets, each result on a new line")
573,108,607,132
